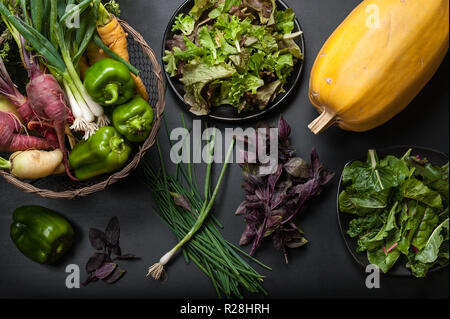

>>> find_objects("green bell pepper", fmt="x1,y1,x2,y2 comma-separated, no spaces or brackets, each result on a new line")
84,58,135,106
112,96,154,143
69,126,132,181
10,206,74,264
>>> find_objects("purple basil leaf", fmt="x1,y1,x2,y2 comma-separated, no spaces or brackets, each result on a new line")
89,228,106,250
271,231,284,250
105,217,120,247
310,148,321,176
242,181,256,194
278,116,291,141
267,165,282,193
239,224,257,245
171,193,193,213
319,168,335,186
86,253,107,273
104,267,126,284
111,244,122,256
255,187,270,202
284,157,309,178
93,263,117,279
245,201,264,210
246,194,260,202
114,253,139,260
235,201,248,215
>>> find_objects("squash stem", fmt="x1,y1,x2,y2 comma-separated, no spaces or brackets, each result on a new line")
308,110,336,135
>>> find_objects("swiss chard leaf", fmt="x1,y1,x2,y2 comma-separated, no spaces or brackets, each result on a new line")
397,201,427,254
415,218,449,263
342,150,410,192
339,188,390,216
411,208,440,250
368,247,401,274
347,212,386,238
401,178,443,209
364,202,400,250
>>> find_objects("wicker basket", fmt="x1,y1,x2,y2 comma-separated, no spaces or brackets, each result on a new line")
0,20,165,199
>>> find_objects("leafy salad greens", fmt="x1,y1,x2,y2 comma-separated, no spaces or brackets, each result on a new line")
339,149,449,277
163,0,303,115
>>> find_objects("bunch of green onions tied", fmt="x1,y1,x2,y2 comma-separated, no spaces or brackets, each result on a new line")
142,117,270,298
0,0,107,139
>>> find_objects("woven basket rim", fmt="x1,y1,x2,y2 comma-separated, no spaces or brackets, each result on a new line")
0,19,165,199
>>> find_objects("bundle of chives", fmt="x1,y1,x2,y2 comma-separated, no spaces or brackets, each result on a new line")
142,117,271,298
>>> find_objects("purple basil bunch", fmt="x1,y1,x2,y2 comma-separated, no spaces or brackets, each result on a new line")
83,217,139,285
236,117,334,263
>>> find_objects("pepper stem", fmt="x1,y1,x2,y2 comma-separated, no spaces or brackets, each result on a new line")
0,157,12,170
109,136,125,154
104,83,120,105
127,116,148,135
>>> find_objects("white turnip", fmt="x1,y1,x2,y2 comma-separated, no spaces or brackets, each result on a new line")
0,149,63,179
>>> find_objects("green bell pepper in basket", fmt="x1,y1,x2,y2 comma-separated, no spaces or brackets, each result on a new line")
69,126,132,181
84,58,135,106
112,96,154,143
10,206,74,264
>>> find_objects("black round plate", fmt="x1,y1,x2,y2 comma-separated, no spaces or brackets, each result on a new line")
336,146,449,277
162,0,305,122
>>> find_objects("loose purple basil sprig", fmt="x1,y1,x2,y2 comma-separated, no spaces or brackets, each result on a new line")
236,116,334,264
83,217,139,286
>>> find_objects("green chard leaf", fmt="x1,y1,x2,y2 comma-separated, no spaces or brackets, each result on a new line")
338,188,390,216
407,252,435,278
397,201,427,254
368,247,401,274
347,212,386,238
415,218,449,263
342,150,410,192
411,208,440,250
364,202,400,250
401,178,443,209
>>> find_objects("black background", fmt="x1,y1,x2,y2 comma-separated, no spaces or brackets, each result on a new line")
0,0,448,299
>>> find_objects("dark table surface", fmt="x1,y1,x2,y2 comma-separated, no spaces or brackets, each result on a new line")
0,0,448,300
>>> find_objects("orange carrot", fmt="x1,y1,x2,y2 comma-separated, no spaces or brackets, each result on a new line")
86,41,109,66
97,14,148,101
131,74,149,101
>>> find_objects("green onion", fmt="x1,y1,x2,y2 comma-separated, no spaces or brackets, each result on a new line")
142,117,270,298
